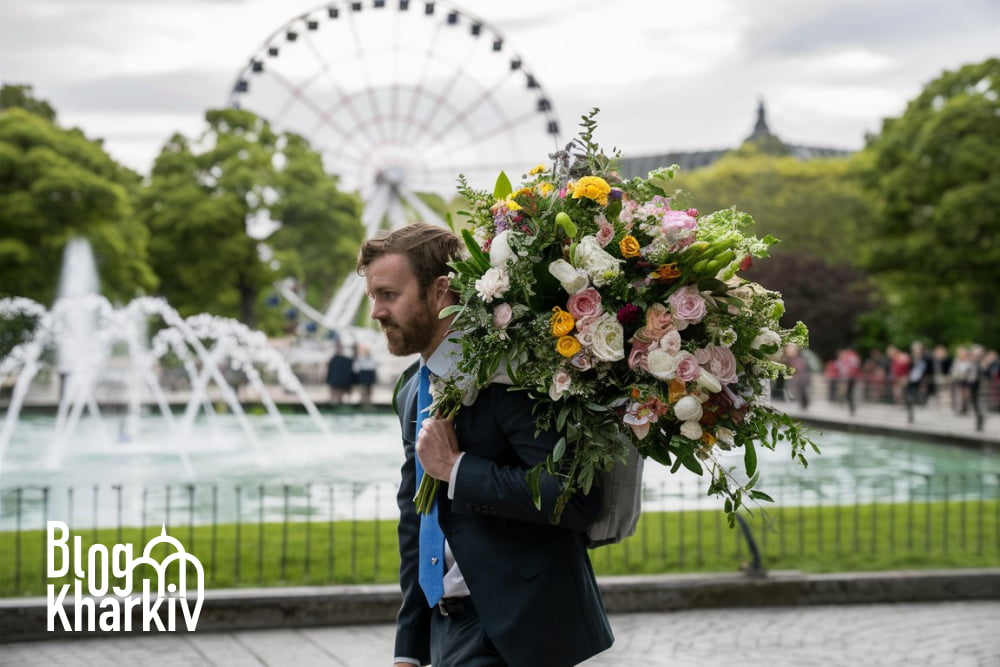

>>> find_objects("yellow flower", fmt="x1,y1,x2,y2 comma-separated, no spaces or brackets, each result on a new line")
570,176,611,206
505,199,523,212
537,182,555,196
619,235,641,258
556,335,582,357
529,164,546,175
514,187,533,199
550,307,576,337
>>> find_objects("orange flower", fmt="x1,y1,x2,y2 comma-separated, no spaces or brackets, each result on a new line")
619,235,641,258
550,307,576,337
668,378,687,403
556,335,582,357
651,263,681,281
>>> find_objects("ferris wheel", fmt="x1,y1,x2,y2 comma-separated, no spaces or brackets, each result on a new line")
228,0,562,331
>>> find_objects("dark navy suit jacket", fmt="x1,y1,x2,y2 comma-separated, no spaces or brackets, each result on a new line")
393,373,614,667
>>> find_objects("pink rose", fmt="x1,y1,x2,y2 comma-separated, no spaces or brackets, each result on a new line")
493,303,513,329
660,330,682,356
595,217,615,247
567,288,603,320
696,345,738,385
676,351,702,382
668,286,706,325
628,341,649,370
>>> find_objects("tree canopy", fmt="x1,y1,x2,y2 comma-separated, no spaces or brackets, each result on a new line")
138,108,363,328
0,86,156,304
859,58,1000,348
668,147,878,359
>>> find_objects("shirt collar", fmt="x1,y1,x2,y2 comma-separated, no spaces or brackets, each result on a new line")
422,331,462,379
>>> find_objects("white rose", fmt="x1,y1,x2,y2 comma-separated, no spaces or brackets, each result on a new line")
474,267,510,303
590,315,625,362
574,236,622,287
489,230,514,267
680,420,703,440
548,259,589,294
646,348,679,380
751,328,783,360
673,395,703,422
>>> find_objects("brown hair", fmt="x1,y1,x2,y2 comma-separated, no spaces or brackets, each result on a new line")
355,222,463,293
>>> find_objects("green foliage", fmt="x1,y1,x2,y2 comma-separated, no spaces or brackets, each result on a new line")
670,148,879,357
137,109,363,328
859,58,1000,349
0,83,56,123
0,100,156,304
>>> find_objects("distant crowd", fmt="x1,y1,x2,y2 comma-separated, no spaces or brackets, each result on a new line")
780,341,998,432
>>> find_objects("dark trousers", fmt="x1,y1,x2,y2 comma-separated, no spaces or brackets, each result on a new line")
430,602,506,667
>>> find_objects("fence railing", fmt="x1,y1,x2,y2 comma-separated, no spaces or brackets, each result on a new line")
2,474,998,597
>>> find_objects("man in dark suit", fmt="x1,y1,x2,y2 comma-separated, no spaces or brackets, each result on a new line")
356,223,613,667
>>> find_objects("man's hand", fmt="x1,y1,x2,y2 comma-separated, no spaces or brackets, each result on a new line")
416,417,461,481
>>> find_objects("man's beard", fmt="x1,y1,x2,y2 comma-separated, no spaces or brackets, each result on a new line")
379,302,437,356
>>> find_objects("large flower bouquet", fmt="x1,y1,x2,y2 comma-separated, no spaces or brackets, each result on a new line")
421,110,815,525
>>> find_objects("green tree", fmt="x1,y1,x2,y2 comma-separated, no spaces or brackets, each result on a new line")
669,147,879,359
0,93,156,304
859,58,1000,348
0,83,56,123
268,133,363,311
139,108,363,328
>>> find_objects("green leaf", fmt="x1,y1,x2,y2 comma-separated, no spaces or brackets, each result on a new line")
461,227,491,272
552,436,567,463
493,171,513,200
438,304,463,319
744,440,758,477
526,467,542,510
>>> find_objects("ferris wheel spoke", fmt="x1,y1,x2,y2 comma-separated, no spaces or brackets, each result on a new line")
297,29,385,154
264,66,371,162
341,6,394,147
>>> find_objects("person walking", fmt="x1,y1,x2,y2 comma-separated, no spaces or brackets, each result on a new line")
783,343,811,410
904,341,934,423
356,222,613,667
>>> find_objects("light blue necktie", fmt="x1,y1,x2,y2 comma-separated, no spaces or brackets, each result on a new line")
416,365,445,607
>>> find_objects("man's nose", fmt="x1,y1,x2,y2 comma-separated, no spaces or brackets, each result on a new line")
369,299,385,320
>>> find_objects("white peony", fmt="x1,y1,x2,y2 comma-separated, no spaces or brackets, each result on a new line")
646,348,680,381
474,267,510,303
680,421,703,440
573,236,622,287
590,315,625,362
548,259,589,294
673,395,703,422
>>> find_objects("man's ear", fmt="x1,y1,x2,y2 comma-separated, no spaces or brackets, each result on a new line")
432,275,454,306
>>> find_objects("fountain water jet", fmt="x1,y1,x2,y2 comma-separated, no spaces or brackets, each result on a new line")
0,240,330,480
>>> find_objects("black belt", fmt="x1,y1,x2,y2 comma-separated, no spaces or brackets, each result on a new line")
437,596,474,617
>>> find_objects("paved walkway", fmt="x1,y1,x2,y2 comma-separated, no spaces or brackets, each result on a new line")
3,600,998,666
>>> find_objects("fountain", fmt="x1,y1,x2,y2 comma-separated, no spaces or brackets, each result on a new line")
0,239,331,481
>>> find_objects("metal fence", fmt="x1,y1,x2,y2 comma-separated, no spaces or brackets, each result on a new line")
2,473,998,597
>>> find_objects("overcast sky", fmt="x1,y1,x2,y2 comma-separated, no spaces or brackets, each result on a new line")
1,0,998,183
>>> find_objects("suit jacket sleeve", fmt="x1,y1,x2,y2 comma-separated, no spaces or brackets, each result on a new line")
451,384,602,532
392,373,431,665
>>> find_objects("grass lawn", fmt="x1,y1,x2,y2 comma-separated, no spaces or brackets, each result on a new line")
2,500,996,598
